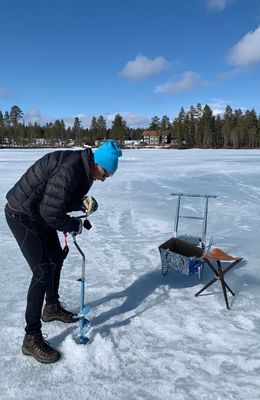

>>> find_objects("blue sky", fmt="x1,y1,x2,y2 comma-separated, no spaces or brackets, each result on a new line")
1,0,260,128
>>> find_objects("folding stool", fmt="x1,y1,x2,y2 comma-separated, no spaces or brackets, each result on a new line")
194,248,243,310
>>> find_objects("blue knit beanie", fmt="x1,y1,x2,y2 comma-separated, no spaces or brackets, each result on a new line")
94,140,122,174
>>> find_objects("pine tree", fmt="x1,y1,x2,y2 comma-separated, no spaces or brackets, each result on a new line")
214,115,223,148
160,115,170,132
244,109,258,148
160,115,171,143
53,120,66,146
222,105,234,147
201,105,214,148
173,107,187,147
186,106,196,147
4,111,10,127
60,119,66,146
73,117,82,145
24,122,44,147
231,109,243,148
194,103,203,147
148,116,160,131
89,117,99,143
10,105,23,127
97,115,107,138
3,111,12,145
111,114,127,142
44,122,54,144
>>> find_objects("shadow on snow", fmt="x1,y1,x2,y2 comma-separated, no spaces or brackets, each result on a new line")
51,259,250,345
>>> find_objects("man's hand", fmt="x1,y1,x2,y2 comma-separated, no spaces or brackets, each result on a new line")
70,218,83,236
82,196,98,217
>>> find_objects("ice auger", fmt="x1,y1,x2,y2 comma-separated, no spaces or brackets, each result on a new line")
73,234,92,344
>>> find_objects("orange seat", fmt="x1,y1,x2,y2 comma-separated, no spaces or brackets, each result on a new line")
205,248,242,262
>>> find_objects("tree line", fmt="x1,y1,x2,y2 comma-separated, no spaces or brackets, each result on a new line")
0,104,260,148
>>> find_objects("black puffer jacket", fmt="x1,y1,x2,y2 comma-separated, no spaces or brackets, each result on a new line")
6,148,94,232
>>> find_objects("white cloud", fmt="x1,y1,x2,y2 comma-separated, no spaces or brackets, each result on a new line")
25,110,96,129
207,98,234,115
155,71,201,93
27,111,94,128
24,109,149,129
217,68,241,80
64,114,93,128
24,108,56,125
227,26,260,68
121,54,170,81
205,0,235,11
106,112,150,128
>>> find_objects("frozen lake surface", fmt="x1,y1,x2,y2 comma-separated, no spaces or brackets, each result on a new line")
0,148,260,400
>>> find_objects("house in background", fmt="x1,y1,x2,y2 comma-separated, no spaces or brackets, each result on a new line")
142,130,172,145
143,130,160,145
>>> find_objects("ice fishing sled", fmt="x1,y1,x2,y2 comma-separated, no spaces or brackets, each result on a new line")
159,236,204,276
159,193,217,280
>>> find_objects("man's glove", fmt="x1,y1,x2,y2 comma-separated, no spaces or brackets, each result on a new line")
82,196,98,217
70,218,83,236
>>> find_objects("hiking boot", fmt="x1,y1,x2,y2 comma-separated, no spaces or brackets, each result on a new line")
41,302,79,323
22,332,60,364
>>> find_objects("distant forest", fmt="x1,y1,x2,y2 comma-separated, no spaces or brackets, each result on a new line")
1,104,260,148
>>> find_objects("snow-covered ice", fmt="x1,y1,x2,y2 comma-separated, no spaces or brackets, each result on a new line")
0,148,260,400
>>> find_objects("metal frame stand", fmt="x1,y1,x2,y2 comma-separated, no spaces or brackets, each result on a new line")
171,193,217,280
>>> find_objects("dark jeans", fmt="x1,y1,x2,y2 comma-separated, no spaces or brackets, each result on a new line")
5,204,64,334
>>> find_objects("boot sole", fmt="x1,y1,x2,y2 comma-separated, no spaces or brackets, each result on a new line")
41,316,79,323
22,345,61,364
